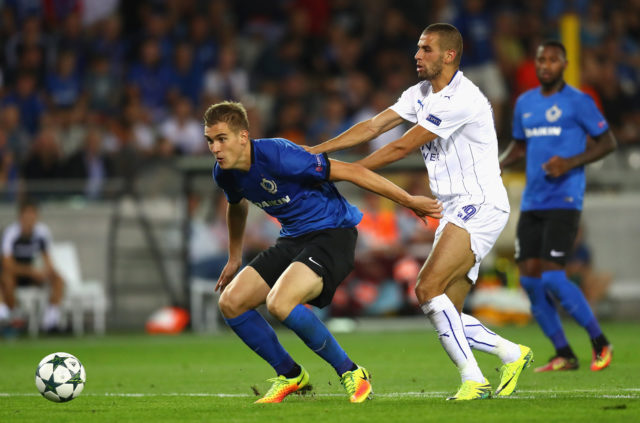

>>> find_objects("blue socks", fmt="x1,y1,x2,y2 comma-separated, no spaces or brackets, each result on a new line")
224,310,295,375
520,275,569,349
282,305,354,376
541,270,603,339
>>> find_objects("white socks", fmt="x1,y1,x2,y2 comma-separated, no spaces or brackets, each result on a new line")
42,305,61,330
421,294,484,383
0,303,10,322
461,313,522,364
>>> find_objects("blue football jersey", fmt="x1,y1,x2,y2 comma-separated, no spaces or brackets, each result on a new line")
512,85,608,211
213,138,363,237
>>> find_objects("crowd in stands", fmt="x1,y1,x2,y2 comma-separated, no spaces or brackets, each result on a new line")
1,0,637,317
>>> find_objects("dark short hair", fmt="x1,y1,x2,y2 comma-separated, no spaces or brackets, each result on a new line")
203,101,249,133
423,23,463,66
540,40,567,59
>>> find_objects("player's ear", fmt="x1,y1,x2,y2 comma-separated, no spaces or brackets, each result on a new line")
444,49,456,65
239,129,250,143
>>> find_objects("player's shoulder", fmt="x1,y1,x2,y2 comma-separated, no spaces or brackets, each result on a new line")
253,137,301,153
401,80,430,98
1,221,20,242
253,137,306,164
563,84,596,104
33,222,51,239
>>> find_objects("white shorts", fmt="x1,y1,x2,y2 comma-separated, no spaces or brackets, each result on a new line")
433,200,509,283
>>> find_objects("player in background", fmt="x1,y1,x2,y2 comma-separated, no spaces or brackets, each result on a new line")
308,23,532,400
206,101,443,404
500,40,616,372
0,200,65,332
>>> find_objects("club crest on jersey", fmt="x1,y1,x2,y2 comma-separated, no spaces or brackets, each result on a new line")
545,104,562,123
426,114,441,126
260,178,278,194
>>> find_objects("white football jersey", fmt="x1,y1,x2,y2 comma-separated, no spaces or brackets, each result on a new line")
390,71,509,212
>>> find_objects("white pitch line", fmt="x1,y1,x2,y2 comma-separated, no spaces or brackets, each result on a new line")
2,390,639,399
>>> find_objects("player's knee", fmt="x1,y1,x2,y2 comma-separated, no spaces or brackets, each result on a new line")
415,267,451,302
265,294,293,321
414,277,440,304
218,291,246,319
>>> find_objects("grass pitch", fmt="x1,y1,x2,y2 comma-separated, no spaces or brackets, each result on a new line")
1,321,638,422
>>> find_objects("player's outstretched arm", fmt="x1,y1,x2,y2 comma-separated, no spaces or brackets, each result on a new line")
542,130,617,178
356,124,437,170
307,109,404,154
216,199,249,293
499,140,526,170
329,159,443,222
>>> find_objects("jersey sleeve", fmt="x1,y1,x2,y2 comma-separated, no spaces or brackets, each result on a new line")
36,223,52,253
511,96,525,140
418,96,476,139
212,166,244,204
389,86,419,123
1,224,17,257
272,141,330,182
575,94,609,137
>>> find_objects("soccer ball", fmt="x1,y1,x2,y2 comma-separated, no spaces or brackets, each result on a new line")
35,352,86,402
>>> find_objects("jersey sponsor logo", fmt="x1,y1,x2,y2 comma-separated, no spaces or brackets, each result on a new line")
524,126,562,137
550,249,565,257
252,195,291,209
426,114,442,126
260,178,278,194
545,104,562,123
420,143,439,162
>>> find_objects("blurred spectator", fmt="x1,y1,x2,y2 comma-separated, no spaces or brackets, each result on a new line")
160,97,204,155
306,94,353,146
45,49,82,110
169,42,204,107
187,14,219,71
21,127,64,189
63,126,114,200
0,104,30,161
203,43,248,103
126,37,173,121
270,100,307,145
454,0,507,133
54,11,88,72
1,199,65,332
84,54,122,116
188,192,228,281
0,129,18,198
4,15,55,83
122,102,157,156
1,72,45,135
352,90,407,152
88,14,129,78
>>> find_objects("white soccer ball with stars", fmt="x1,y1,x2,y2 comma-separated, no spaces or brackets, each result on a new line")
35,352,86,402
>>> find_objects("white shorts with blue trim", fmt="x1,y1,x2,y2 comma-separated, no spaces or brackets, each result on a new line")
433,200,509,283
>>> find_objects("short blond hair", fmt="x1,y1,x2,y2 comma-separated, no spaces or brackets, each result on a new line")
203,101,249,132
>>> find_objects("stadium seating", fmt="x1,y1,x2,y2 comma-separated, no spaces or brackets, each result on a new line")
189,277,221,333
51,241,108,336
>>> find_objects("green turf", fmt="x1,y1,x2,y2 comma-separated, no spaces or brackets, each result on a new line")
1,321,638,422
